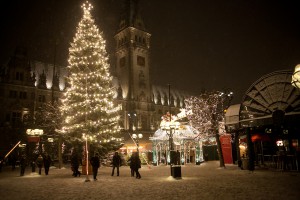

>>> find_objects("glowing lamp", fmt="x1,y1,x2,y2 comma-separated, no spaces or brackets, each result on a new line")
292,64,300,88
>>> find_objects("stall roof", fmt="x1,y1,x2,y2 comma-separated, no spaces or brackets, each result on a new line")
225,104,240,117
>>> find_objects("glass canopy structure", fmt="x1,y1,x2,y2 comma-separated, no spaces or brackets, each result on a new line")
150,121,204,166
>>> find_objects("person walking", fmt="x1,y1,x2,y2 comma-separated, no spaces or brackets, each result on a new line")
90,153,100,180
10,154,17,170
132,152,141,179
31,159,36,172
0,155,3,172
111,152,121,176
71,151,81,177
19,154,27,176
43,152,51,175
36,154,43,175
127,154,135,177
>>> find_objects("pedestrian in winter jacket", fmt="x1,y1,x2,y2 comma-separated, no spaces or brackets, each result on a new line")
111,152,121,176
90,153,100,180
71,151,81,177
36,154,43,175
19,154,27,176
43,152,51,175
127,154,135,177
131,152,141,179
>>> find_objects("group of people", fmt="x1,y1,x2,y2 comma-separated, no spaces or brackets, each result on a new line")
70,151,142,180
110,151,141,179
36,153,52,175
91,152,141,180
19,152,52,176
70,150,81,177
127,152,142,179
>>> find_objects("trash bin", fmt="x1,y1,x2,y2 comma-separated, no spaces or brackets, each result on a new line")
171,165,182,178
241,158,249,170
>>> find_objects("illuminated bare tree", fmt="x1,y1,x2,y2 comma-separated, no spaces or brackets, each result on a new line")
185,90,233,167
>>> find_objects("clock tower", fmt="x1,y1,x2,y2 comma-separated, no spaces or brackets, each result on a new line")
114,0,153,131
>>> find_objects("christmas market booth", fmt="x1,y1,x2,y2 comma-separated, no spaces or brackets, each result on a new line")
226,70,300,171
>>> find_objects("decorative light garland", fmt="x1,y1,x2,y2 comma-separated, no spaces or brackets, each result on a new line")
60,1,121,143
184,91,233,140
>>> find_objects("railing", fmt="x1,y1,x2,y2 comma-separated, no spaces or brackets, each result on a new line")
258,154,299,171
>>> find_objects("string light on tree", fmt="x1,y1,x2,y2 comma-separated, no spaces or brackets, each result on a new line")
184,90,233,167
60,1,121,145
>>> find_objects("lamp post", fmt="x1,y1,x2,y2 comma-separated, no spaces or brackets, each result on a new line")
160,120,181,178
132,133,143,152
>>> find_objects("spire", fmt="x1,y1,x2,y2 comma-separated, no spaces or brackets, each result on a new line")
118,0,146,32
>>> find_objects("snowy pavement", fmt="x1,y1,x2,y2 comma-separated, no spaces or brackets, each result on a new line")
0,161,299,200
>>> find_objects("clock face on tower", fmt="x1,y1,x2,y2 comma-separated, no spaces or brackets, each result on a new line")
137,56,145,66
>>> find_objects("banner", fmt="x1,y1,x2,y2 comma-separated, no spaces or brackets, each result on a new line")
27,136,40,143
220,134,233,164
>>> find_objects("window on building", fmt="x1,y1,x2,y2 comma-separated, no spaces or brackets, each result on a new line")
6,114,10,122
11,112,22,126
19,91,27,99
9,90,18,98
15,72,24,81
120,57,126,67
38,95,46,102
137,56,145,66
53,96,59,102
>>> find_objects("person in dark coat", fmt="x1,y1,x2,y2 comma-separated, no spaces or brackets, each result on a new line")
19,154,27,176
131,152,141,179
127,154,135,177
9,154,17,170
90,153,100,180
111,152,121,176
0,155,3,172
36,154,43,175
71,151,81,177
43,152,51,175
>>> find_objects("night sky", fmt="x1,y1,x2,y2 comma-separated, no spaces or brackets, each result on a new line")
1,0,300,104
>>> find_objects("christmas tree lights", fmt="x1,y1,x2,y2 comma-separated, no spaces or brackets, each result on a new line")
60,1,121,144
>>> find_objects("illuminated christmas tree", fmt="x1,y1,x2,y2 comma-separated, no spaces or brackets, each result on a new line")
61,1,121,146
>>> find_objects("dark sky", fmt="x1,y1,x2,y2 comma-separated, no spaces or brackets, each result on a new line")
1,0,300,104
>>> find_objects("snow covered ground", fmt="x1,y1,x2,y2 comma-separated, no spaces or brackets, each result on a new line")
0,161,299,200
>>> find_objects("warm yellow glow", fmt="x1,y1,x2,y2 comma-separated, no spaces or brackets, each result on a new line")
276,140,283,146
60,1,121,142
292,64,300,88
26,129,44,135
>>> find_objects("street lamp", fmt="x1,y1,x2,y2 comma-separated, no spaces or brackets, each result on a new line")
292,64,300,89
160,120,181,178
132,133,143,152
